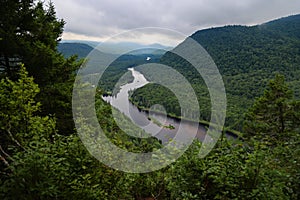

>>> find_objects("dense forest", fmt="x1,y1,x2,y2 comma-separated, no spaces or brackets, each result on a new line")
131,14,300,130
0,1,299,199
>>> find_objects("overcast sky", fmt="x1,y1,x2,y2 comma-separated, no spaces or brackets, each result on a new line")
51,0,300,46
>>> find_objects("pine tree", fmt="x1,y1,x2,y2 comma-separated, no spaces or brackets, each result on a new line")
243,74,299,144
0,0,81,134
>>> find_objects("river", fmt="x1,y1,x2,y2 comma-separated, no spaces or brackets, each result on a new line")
103,68,228,144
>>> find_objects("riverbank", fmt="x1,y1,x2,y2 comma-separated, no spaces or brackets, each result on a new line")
147,116,175,130
129,99,243,139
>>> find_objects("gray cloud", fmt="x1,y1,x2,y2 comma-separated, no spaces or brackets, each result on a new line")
51,0,300,45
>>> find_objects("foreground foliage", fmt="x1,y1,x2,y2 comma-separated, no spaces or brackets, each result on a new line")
0,66,299,199
0,0,81,134
0,1,299,199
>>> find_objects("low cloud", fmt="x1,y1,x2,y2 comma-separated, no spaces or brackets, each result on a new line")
52,0,300,45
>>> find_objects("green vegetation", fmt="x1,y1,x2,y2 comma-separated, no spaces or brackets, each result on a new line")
131,15,300,131
0,0,81,135
58,43,94,59
243,74,300,144
99,54,160,94
131,83,182,117
1,67,299,199
0,1,299,199
148,116,175,130
58,43,165,94
164,124,175,130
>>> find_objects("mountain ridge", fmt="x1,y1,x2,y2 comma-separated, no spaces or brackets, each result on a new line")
131,14,300,130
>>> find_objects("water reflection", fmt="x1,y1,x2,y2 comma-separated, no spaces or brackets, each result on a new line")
103,68,208,144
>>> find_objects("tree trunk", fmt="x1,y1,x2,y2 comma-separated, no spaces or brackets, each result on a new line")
4,54,11,77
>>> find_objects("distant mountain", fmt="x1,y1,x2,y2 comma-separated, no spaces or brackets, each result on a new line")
58,43,94,58
97,42,172,55
58,41,172,59
57,41,166,93
61,40,101,48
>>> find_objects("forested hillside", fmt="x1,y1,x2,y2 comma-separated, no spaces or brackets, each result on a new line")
0,1,299,199
131,14,300,130
58,43,94,59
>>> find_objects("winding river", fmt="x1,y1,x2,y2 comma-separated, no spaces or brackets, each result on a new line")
103,68,229,144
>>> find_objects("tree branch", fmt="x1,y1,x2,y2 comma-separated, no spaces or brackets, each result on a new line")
0,154,10,167
7,123,27,152
0,144,14,162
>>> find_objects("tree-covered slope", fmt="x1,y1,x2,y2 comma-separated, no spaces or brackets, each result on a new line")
131,14,300,130
1,1,299,198
58,43,94,59
261,14,300,40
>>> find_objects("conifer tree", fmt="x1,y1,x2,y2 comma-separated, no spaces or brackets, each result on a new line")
244,74,299,144
0,0,81,134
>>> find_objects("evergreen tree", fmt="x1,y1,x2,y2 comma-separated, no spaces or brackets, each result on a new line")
0,0,81,134
244,74,299,144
